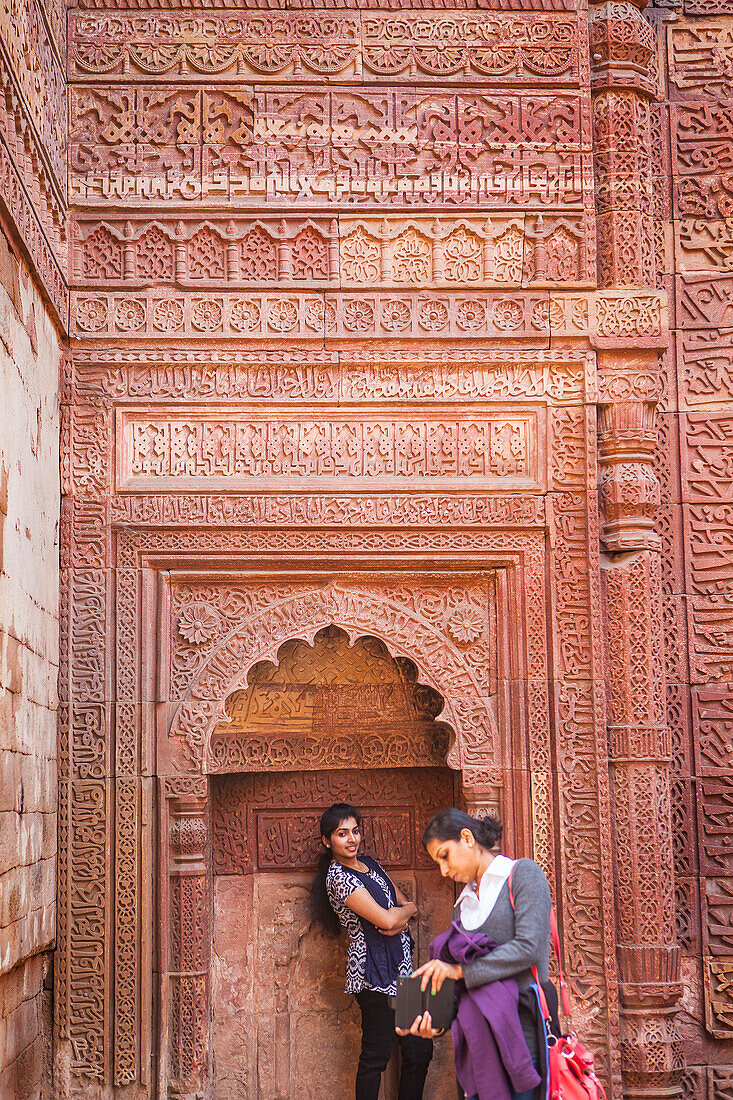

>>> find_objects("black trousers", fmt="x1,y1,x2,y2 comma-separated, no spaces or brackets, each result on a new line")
354,989,433,1100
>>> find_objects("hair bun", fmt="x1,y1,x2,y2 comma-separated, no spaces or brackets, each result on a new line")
422,807,503,851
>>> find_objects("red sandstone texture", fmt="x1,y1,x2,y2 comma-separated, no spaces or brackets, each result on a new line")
0,0,731,1097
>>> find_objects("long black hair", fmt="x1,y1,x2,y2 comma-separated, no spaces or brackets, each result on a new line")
311,803,362,937
422,807,502,851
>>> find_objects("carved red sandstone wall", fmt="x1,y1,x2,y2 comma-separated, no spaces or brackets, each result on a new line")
43,1,732,1099
0,0,717,1096
0,0,67,321
0,2,65,1097
648,0,733,1094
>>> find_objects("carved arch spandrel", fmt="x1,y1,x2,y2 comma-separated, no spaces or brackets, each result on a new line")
208,625,453,778
164,581,501,781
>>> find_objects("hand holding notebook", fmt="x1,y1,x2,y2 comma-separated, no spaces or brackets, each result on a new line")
394,975,455,1032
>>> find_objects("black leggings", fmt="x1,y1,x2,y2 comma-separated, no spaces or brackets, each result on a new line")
354,989,433,1100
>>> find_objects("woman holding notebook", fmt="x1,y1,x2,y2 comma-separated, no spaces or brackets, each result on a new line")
310,802,433,1100
397,808,553,1100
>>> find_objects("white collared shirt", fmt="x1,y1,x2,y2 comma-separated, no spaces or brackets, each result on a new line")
457,854,516,930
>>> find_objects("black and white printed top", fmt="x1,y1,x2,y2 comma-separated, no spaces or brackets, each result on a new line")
326,855,413,995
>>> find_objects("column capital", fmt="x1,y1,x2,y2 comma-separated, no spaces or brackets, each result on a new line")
589,0,656,99
617,944,683,1008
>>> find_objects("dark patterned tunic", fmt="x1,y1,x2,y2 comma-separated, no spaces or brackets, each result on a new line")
326,855,413,995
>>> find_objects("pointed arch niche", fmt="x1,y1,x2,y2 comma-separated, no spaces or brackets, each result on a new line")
164,580,503,783
208,624,453,776
155,569,546,1099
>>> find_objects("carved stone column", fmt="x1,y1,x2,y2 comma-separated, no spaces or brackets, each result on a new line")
166,788,210,1100
596,352,660,554
590,2,683,1096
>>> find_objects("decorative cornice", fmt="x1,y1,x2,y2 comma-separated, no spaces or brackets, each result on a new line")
0,140,67,327
68,0,579,10
69,9,581,84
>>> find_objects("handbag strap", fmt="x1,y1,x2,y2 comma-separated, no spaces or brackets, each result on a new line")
507,866,572,1022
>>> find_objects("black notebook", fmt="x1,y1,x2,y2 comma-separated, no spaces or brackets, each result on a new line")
395,975,455,1032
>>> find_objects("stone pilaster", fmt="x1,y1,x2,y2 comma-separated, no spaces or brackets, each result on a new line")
590,2,683,1096
166,789,210,1100
601,547,683,1097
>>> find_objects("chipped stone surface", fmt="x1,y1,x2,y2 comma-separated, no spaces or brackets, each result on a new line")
0,230,60,1096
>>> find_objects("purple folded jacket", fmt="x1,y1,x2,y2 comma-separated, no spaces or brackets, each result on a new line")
430,922,541,1100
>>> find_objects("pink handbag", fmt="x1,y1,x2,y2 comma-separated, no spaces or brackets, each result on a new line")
508,870,607,1100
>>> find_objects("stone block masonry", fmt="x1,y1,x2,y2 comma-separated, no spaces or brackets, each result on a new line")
0,226,60,1099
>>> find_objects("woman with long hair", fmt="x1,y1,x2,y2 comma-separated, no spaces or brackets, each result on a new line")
397,808,552,1100
311,802,433,1100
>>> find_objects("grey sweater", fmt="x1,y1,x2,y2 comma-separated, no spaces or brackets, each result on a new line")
455,857,552,993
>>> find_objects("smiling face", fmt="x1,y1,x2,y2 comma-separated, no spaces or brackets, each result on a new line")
324,816,362,862
425,828,484,885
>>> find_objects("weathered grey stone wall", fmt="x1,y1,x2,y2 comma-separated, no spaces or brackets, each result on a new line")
0,228,60,1099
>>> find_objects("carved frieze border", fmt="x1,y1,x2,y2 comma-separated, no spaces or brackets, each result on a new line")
0,5,67,323
68,0,579,9
71,211,592,291
67,344,595,406
68,9,583,85
0,121,67,323
69,288,665,343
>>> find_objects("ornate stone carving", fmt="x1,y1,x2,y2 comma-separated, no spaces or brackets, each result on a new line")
117,409,540,492
68,84,589,208
0,0,67,319
69,10,581,84
51,0,733,1092
212,767,454,876
207,626,452,774
597,357,661,553
590,4,682,1092
70,287,598,340
165,580,501,778
110,494,544,532
166,792,210,1098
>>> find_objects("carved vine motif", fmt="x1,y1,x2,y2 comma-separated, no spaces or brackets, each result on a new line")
69,11,580,82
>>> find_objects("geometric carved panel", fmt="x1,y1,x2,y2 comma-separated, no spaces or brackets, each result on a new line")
692,687,733,774
116,408,543,491
704,957,733,1038
698,778,733,876
68,86,587,207
703,878,733,956
710,1067,733,1098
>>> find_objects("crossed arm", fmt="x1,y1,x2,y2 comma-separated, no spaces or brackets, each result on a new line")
345,885,417,933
